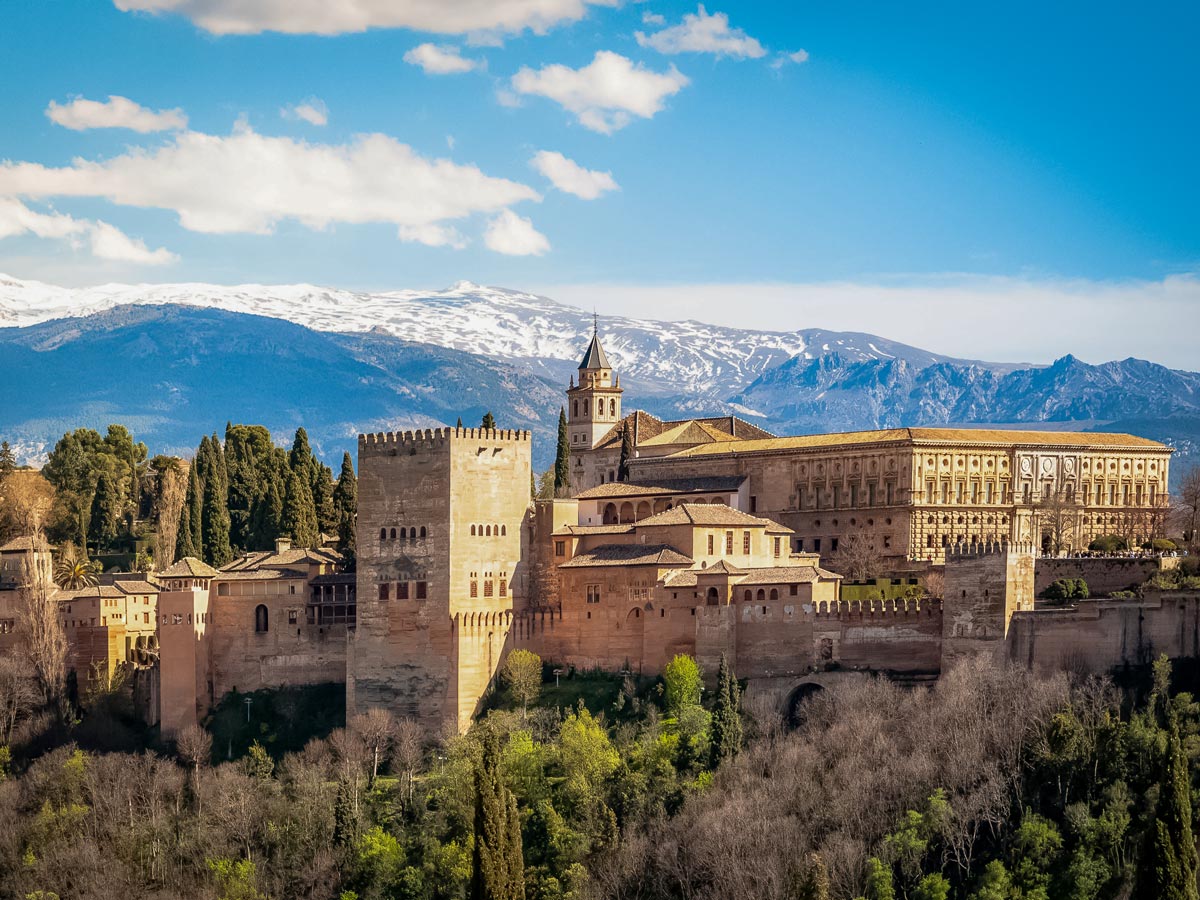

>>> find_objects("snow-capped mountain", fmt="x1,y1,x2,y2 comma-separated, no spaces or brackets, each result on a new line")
0,274,994,401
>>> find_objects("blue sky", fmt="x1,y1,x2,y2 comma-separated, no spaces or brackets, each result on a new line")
0,1,1197,365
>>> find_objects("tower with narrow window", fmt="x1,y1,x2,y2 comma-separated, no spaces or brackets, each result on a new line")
566,322,623,451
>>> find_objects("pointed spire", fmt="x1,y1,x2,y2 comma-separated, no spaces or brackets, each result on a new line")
593,309,598,337
578,325,611,371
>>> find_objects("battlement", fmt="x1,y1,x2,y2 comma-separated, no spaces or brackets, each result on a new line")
813,597,943,618
945,540,1036,561
358,426,532,455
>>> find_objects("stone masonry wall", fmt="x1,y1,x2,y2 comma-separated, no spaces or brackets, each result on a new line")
1034,557,1178,597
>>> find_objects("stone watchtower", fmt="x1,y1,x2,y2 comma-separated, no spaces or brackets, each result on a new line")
940,541,1036,667
566,321,622,451
349,426,532,733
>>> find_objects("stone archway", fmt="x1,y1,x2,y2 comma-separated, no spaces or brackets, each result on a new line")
784,682,826,729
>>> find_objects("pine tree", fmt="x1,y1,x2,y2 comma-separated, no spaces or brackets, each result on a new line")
471,731,525,900
481,411,497,430
281,468,319,549
332,452,357,561
176,462,200,560
710,652,743,767
618,423,634,482
201,460,233,567
553,407,570,498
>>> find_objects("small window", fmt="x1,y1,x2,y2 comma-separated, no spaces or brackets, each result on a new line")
379,528,387,540
397,582,409,600
390,528,397,540
500,525,506,536
416,582,427,600
743,531,751,554
400,527,407,540
486,525,492,536
773,537,781,557
483,580,494,597
554,540,565,557
725,531,734,554
586,584,602,604
790,585,798,596
217,582,229,596
288,609,298,625
420,526,427,539
254,604,268,633
471,524,477,536
499,579,507,597
470,580,478,598
708,534,714,555
379,583,390,601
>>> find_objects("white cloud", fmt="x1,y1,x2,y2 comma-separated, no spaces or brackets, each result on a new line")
403,43,482,75
397,222,467,248
635,5,765,59
529,274,1200,370
0,197,176,265
531,150,618,199
511,51,689,134
642,11,665,25
45,95,187,133
112,0,616,37
281,98,328,125
484,209,549,255
771,49,810,69
0,127,541,251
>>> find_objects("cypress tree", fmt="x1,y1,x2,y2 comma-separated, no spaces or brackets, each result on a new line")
553,407,570,498
201,461,233,567
249,472,284,549
481,411,497,430
1143,716,1199,900
456,416,464,429
618,422,634,482
289,427,315,487
312,462,336,537
710,652,743,767
332,452,357,560
281,468,319,549
176,462,200,560
471,731,525,900
0,441,15,483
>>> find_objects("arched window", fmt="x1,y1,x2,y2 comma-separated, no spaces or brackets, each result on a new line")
769,589,779,601
471,524,476,536
583,400,589,416
500,525,506,536
420,526,427,539
610,399,616,415
485,525,492,536
389,528,396,540
379,528,387,540
255,604,268,633
744,590,752,601
573,400,578,417
400,527,407,540
756,589,766,601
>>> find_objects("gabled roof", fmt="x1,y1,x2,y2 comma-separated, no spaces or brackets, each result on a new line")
574,475,746,500
638,420,743,448
578,333,611,370
700,560,743,575
113,580,159,594
636,503,794,531
217,568,309,581
159,557,219,578
559,543,694,568
552,524,637,536
0,536,52,553
60,584,125,599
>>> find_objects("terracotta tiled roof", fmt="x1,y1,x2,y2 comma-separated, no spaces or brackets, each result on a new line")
221,547,340,572
0,536,52,553
113,580,159,594
559,544,694,568
636,503,794,531
734,566,841,585
663,427,1170,458
216,568,309,581
701,560,743,575
552,524,637,536
638,420,742,448
311,573,357,585
60,584,125,599
159,557,219,578
574,475,745,500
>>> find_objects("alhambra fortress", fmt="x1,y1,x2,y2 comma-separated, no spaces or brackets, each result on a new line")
1,330,1194,734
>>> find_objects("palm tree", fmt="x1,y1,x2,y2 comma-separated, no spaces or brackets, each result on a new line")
54,546,102,590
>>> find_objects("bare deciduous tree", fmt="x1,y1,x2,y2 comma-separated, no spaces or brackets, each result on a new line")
18,536,69,724
1036,487,1082,554
0,654,39,744
350,707,397,786
1175,464,1200,549
828,525,886,582
394,717,425,809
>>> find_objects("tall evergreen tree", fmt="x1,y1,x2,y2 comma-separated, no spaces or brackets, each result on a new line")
553,407,570,498
312,462,336,537
281,468,319,549
176,462,200,560
332,452,357,561
201,460,233,567
618,423,634,482
456,416,464,429
710,652,744,767
249,471,284,549
289,428,315,486
1143,716,1200,900
471,731,525,900
0,440,16,483
481,411,497,430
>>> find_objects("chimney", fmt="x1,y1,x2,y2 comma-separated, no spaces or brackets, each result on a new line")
275,537,292,554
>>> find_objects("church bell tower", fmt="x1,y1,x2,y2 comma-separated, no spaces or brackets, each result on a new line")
566,317,622,451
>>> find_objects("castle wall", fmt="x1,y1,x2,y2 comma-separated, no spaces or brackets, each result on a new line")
940,543,1036,667
1034,556,1177,597
157,586,211,738
1008,592,1200,674
209,580,347,697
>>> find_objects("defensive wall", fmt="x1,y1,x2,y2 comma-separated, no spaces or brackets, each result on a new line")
1033,556,1179,597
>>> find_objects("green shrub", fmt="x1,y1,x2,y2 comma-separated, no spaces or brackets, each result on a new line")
1089,535,1127,553
1151,539,1177,552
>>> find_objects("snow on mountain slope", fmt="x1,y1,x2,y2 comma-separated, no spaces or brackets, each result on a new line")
0,274,981,399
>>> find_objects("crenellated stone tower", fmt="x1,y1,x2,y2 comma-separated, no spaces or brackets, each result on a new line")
566,321,622,452
349,426,532,733
940,541,1036,667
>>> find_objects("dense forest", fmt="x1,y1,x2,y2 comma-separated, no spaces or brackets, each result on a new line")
2,646,1200,900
